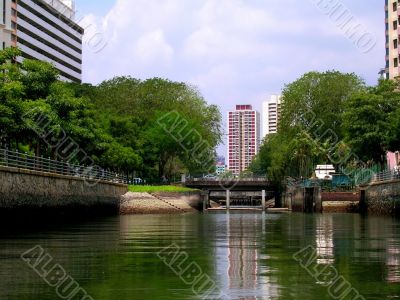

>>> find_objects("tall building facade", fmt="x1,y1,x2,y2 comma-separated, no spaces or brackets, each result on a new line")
262,95,281,139
227,105,260,176
0,0,83,82
385,0,400,79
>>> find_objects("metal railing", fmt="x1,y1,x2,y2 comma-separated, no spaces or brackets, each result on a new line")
0,148,127,184
187,176,268,182
371,169,400,183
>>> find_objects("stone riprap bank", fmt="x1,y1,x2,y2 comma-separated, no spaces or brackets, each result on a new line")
362,179,400,215
0,166,127,213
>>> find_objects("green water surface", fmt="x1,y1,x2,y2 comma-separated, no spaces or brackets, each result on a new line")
0,212,399,299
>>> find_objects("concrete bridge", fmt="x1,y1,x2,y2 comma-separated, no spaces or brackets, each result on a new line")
184,178,279,210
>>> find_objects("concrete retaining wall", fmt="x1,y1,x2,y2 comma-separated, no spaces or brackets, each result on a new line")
284,186,322,213
321,192,359,202
0,166,127,211
363,180,400,215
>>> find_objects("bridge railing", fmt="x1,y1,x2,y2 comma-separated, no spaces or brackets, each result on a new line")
0,148,127,184
370,169,400,183
186,177,268,182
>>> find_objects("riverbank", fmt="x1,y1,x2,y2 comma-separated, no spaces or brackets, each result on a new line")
0,166,126,222
120,192,202,214
128,185,198,193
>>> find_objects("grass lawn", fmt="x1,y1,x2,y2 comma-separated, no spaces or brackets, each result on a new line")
128,185,198,193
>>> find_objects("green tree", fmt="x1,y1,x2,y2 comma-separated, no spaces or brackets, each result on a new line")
251,71,364,183
279,71,364,140
388,107,400,151
83,76,222,181
342,93,389,165
0,47,111,166
343,79,400,166
0,47,222,180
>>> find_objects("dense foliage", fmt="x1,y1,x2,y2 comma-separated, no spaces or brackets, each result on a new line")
0,47,222,182
250,71,400,184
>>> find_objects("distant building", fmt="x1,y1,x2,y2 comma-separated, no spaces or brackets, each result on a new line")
385,0,400,79
215,163,226,176
0,0,84,82
387,151,400,170
227,105,260,176
262,95,281,138
216,155,226,165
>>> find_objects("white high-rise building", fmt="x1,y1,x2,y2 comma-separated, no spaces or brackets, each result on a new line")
227,105,260,176
262,95,281,139
0,0,83,82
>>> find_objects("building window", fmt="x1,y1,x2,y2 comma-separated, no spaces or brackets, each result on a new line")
2,0,5,24
395,21,398,30
394,2,398,12
394,57,398,68
394,39,398,49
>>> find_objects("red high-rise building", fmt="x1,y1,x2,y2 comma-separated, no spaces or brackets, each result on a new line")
227,105,260,176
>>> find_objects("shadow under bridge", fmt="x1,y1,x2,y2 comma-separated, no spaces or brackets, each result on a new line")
184,178,279,210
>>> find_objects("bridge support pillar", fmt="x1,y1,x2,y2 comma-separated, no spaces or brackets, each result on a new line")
226,190,230,210
262,190,266,211
275,190,282,208
201,190,209,211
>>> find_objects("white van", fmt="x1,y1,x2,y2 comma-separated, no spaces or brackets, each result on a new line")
315,165,335,180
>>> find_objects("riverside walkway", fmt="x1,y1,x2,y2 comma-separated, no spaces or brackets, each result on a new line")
0,148,126,183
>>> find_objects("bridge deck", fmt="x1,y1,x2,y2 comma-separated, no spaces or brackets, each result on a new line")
207,207,290,212
184,179,276,191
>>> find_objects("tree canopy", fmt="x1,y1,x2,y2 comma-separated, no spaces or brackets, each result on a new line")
251,71,400,185
250,71,367,184
0,47,222,183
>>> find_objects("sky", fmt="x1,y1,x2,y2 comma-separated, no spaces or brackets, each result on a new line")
73,0,384,156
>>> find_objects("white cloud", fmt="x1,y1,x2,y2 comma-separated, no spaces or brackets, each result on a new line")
134,29,174,65
79,0,384,154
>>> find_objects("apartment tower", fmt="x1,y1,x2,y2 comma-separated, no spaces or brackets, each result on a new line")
0,0,83,82
262,95,281,139
386,0,400,79
227,105,260,176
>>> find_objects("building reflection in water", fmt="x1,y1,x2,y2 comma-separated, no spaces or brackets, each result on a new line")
216,213,279,299
315,215,334,264
355,216,400,284
386,238,400,283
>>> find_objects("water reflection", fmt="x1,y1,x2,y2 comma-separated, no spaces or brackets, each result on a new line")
215,213,279,299
0,213,399,300
387,239,400,283
315,215,334,264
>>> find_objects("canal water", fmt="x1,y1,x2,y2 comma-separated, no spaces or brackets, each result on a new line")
0,212,399,299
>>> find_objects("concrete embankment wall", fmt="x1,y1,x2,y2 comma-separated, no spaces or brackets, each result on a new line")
321,192,359,213
0,166,127,213
284,187,361,213
283,186,322,213
362,180,400,215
